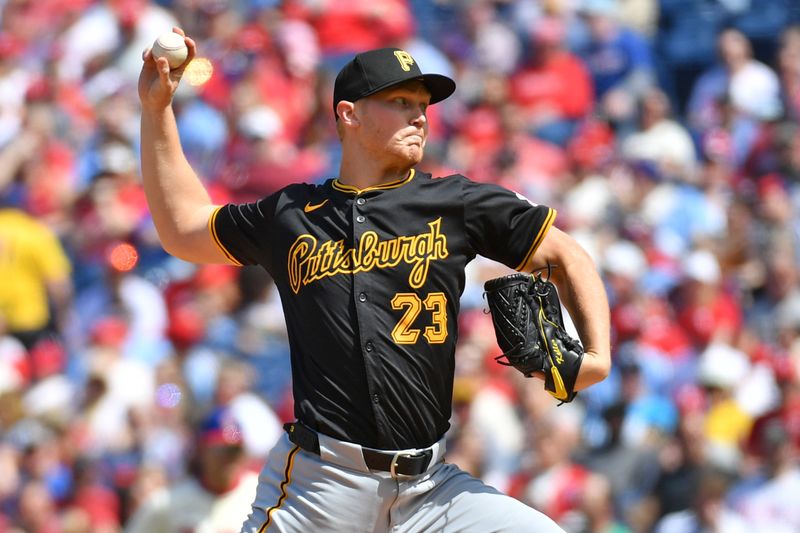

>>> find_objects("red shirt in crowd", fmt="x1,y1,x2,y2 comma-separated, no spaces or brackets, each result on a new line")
285,0,414,55
509,51,594,120
677,291,742,348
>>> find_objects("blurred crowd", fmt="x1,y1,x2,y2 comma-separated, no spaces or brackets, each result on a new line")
1,0,800,531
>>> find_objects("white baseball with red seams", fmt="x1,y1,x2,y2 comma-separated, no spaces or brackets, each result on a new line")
151,31,188,69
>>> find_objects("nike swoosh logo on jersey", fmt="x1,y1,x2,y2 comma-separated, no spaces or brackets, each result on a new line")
304,200,328,213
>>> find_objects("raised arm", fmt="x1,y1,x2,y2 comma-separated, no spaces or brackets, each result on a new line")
138,27,231,264
526,226,611,390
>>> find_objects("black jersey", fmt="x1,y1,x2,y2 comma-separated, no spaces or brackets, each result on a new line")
211,169,555,449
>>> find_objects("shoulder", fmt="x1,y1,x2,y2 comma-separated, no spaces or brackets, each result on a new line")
420,172,516,204
422,172,535,200
0,209,43,234
744,60,780,81
274,180,329,199
428,173,544,209
412,171,540,205
414,171,471,186
434,173,517,196
260,180,332,211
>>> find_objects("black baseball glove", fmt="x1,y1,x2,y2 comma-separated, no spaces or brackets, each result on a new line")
483,269,584,403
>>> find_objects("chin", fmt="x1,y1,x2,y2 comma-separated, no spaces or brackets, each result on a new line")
383,140,425,168
387,150,422,168
405,146,425,165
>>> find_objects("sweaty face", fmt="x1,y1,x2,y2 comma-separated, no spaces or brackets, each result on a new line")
354,81,432,168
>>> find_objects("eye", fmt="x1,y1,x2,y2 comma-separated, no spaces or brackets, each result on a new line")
393,97,409,107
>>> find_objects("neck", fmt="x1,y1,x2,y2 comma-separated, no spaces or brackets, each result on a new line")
338,155,413,190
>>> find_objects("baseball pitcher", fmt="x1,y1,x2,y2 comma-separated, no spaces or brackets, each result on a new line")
138,28,611,533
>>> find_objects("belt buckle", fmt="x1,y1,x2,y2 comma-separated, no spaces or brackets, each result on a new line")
389,450,429,479
389,451,407,479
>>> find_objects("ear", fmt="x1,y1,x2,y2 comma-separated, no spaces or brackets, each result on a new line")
336,100,359,126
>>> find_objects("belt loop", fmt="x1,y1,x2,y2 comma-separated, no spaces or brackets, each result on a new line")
284,421,320,454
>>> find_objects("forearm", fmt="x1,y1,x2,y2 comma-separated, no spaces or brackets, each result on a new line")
549,245,611,390
140,107,213,255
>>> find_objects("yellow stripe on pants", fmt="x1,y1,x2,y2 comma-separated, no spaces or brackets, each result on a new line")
259,445,300,532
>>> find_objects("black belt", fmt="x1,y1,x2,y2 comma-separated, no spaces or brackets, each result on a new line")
284,422,434,477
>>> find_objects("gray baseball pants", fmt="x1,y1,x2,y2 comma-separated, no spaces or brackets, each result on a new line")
240,429,564,532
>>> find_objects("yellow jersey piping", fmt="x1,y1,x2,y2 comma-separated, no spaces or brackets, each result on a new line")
208,206,244,266
332,169,415,194
515,207,556,271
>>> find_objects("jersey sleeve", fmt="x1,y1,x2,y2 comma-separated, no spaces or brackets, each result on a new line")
210,193,280,270
462,178,556,271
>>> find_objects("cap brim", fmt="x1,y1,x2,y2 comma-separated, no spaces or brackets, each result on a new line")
419,74,457,104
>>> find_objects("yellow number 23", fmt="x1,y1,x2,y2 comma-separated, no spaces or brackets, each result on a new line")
390,292,448,344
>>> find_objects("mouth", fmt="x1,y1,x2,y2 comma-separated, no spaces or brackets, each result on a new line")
407,134,424,146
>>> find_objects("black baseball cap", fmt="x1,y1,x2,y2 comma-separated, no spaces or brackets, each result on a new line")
332,47,456,118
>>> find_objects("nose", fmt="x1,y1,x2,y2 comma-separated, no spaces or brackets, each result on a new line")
410,106,427,127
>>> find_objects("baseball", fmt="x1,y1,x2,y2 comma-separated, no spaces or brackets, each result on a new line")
151,31,188,69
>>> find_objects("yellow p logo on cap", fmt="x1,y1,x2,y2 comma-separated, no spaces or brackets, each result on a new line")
393,50,415,71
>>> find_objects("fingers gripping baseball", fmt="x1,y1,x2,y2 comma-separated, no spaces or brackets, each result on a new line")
138,27,196,110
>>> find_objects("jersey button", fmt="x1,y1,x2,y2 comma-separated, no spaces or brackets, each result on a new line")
356,215,366,223
372,393,380,404
365,341,374,352
358,292,367,302
356,198,366,206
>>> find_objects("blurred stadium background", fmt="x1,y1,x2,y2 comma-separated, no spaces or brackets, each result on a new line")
1,0,800,531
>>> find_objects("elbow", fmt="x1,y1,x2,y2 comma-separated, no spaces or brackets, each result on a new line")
160,241,182,260
583,368,610,389
594,354,612,383
151,205,223,265
160,239,197,263
577,349,612,390
156,230,190,261
589,348,612,383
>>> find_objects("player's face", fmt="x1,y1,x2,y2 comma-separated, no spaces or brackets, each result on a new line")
356,81,431,167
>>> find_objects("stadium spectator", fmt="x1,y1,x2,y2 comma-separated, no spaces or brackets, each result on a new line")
0,207,72,353
124,407,259,533
576,0,656,134
0,1,799,530
654,469,748,533
621,87,697,181
509,16,594,146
